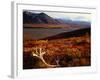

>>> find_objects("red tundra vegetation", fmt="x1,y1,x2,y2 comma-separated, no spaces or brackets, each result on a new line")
23,33,91,69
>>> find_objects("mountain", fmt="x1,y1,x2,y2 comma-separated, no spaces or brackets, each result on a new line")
23,11,37,23
56,18,90,27
23,11,91,29
55,18,71,24
23,11,59,24
71,21,91,27
42,27,90,40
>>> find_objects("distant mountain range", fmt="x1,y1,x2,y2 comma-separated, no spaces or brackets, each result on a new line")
23,11,91,27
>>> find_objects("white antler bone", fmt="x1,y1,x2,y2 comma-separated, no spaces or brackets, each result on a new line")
32,47,59,68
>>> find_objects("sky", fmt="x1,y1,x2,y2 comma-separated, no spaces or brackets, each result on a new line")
28,10,91,22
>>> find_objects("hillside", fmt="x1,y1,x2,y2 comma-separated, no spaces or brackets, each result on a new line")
42,27,90,40
23,11,58,24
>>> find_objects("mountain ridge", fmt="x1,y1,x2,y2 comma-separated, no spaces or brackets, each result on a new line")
23,11,59,24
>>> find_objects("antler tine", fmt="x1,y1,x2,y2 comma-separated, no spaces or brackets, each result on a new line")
39,47,42,56
55,56,60,67
32,47,39,57
35,47,39,54
32,53,38,57
55,59,60,66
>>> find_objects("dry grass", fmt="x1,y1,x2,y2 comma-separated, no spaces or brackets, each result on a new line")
23,34,91,69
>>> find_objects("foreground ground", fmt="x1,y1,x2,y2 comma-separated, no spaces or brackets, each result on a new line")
23,33,91,69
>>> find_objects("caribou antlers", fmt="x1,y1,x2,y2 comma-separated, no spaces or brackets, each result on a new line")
32,47,60,68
